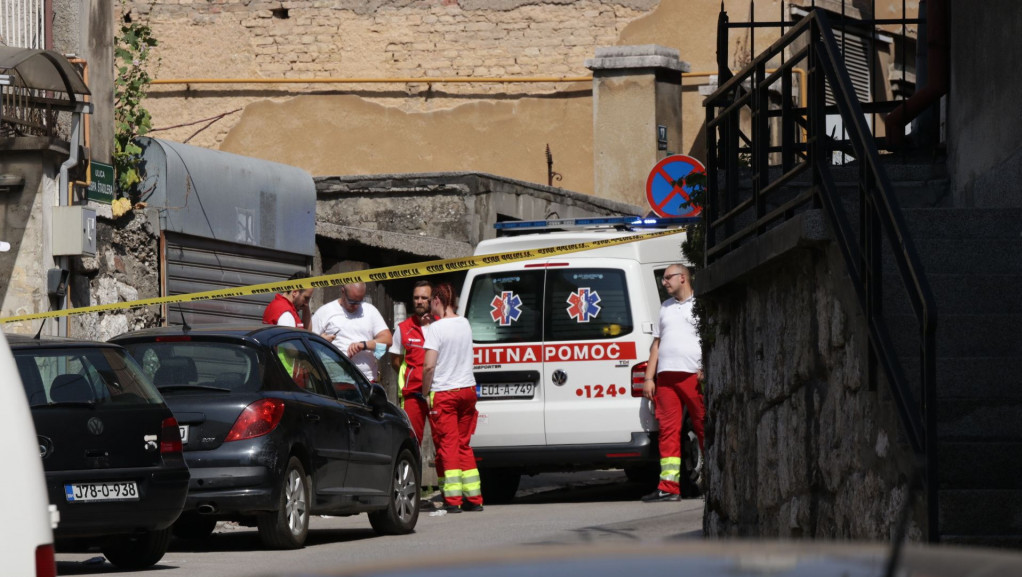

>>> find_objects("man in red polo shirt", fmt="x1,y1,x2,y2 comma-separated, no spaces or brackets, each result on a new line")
390,281,437,443
263,273,314,328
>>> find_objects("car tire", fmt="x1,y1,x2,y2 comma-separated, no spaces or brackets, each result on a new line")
479,468,520,504
101,527,172,570
257,456,310,549
680,417,703,499
369,449,421,535
172,513,218,541
624,463,660,488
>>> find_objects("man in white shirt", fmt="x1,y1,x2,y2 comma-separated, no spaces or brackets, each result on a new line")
311,282,393,382
641,264,705,503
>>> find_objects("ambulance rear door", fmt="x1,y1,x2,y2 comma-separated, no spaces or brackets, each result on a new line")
462,265,547,447
542,260,646,445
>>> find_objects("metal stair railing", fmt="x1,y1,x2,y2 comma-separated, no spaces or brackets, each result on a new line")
703,9,939,542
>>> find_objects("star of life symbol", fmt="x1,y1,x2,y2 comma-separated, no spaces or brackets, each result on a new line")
490,291,523,326
566,287,601,322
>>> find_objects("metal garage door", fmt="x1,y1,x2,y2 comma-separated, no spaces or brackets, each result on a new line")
164,232,309,326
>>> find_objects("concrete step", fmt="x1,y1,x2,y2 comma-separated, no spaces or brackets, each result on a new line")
882,237,1022,275
939,489,1022,536
936,398,1022,442
883,273,1022,316
940,442,1022,490
888,313,1022,358
939,534,1022,549
902,207,1022,240
898,357,1022,401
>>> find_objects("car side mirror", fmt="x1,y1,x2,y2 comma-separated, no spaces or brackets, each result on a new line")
368,383,388,414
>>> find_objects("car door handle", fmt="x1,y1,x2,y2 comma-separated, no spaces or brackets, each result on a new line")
347,418,361,432
304,413,321,422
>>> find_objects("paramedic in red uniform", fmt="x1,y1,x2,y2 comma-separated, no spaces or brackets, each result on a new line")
262,273,315,328
421,282,483,513
641,263,705,502
390,281,437,443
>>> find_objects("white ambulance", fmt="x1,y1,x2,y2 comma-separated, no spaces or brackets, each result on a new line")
457,217,702,502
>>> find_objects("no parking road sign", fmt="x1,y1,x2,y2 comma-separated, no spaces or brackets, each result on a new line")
645,154,705,218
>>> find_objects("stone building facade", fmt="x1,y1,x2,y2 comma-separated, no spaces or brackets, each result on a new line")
123,0,798,205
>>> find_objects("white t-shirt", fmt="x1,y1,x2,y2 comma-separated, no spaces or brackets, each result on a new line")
311,300,389,381
276,311,298,327
389,325,406,356
653,295,702,374
423,317,476,392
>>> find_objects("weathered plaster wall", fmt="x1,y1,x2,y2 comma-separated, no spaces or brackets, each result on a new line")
701,242,922,540
220,95,594,193
0,142,64,335
126,0,793,204
948,0,1022,208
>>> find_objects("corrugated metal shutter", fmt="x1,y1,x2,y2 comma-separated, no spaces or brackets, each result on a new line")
164,232,308,326
826,29,871,105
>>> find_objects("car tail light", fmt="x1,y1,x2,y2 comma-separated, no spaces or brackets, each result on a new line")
225,398,286,442
36,544,55,577
631,362,648,397
161,417,183,454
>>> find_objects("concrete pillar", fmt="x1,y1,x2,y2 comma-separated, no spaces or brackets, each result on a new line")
586,45,689,209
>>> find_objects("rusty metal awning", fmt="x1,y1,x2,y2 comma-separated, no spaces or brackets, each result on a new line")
0,46,90,111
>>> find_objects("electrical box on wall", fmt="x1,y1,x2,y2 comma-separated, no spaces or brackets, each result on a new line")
52,205,97,256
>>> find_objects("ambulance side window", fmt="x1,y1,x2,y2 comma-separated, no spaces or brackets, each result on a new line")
654,266,671,303
464,271,544,343
545,268,633,341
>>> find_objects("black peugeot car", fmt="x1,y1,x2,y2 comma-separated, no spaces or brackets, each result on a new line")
111,325,421,549
8,334,190,570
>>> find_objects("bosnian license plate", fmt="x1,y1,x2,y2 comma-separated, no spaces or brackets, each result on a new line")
477,383,535,399
65,481,139,502
179,424,189,444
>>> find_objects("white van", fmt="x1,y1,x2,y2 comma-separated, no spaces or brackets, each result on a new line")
458,221,702,502
0,331,58,577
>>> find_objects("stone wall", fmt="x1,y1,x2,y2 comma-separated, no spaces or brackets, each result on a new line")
700,236,923,540
68,207,162,341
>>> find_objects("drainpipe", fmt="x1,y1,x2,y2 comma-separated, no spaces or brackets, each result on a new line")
884,0,948,148
54,111,84,337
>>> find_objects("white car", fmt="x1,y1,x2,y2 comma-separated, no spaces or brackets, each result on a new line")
459,221,702,502
0,331,58,576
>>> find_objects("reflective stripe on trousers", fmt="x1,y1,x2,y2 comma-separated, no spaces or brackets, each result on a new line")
442,469,462,499
461,468,481,498
659,456,681,482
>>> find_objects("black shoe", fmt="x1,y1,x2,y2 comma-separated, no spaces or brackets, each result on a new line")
641,490,681,503
443,504,463,514
461,502,484,512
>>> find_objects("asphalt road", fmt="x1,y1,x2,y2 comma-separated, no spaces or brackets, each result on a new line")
54,471,705,577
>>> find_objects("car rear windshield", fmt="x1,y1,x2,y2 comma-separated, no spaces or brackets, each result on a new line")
14,347,164,407
122,341,262,393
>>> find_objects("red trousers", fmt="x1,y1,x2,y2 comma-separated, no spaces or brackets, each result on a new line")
403,395,445,483
429,386,482,506
654,371,705,494
402,395,429,444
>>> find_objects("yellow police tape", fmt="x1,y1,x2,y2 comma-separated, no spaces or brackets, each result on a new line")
0,228,685,324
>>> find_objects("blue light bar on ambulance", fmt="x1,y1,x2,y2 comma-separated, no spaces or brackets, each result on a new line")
493,216,700,231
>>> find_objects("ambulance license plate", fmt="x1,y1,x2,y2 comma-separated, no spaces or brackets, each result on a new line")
477,383,535,399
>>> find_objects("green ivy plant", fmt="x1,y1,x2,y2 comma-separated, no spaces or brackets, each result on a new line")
114,5,159,204
678,170,715,350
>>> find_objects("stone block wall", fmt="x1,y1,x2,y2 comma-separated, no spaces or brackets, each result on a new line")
68,208,162,341
701,241,924,541
130,0,648,86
